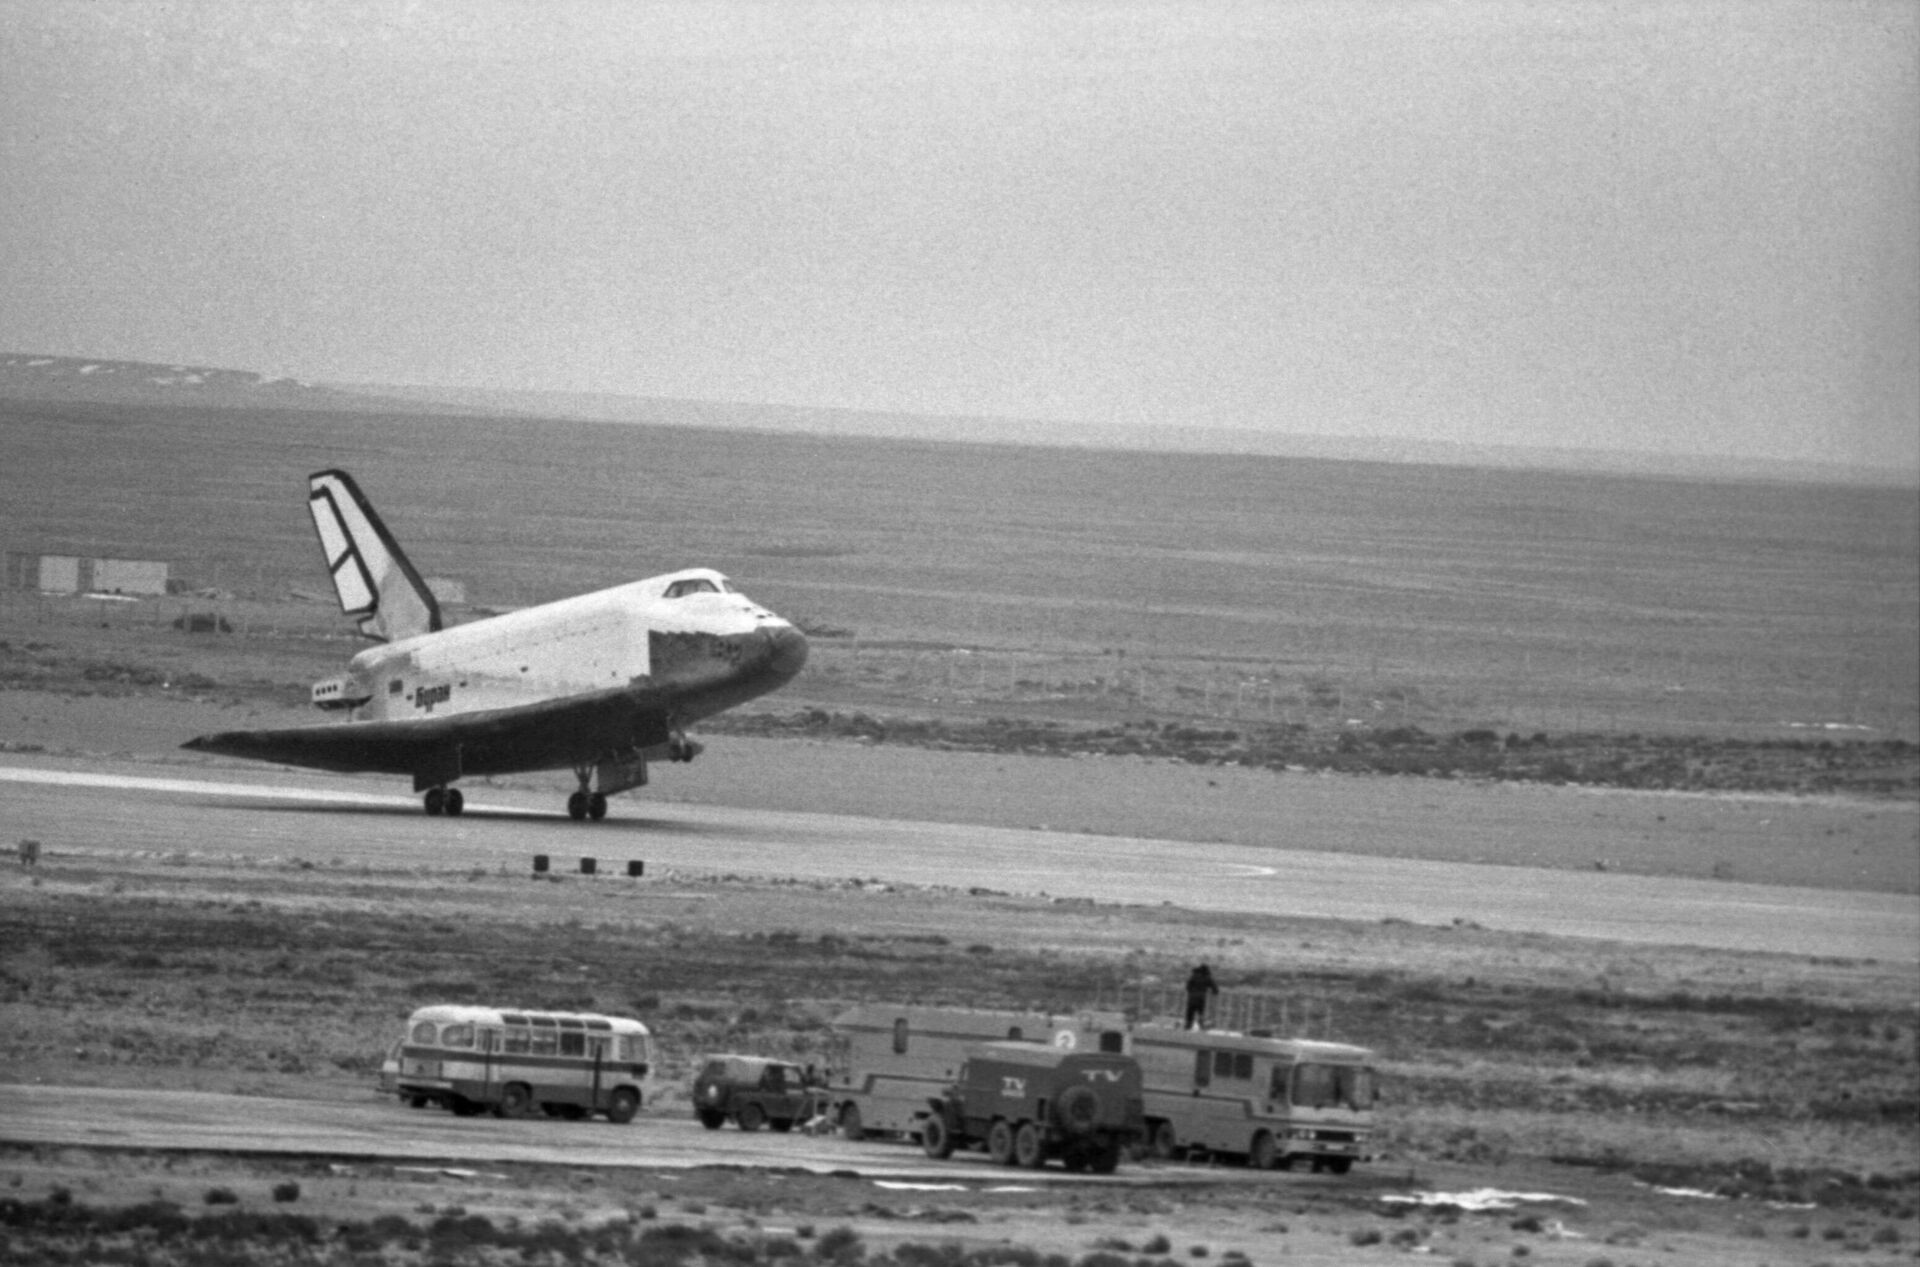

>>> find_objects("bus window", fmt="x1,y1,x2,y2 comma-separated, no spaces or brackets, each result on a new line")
617,1036,644,1062
1099,1031,1124,1053
504,1027,530,1055
560,1031,585,1058
530,1028,557,1057
411,1021,437,1044
1193,1050,1211,1088
587,1036,609,1060
893,1018,909,1055
1233,1053,1253,1080
1215,1051,1248,1079
441,1024,475,1049
1268,1063,1292,1104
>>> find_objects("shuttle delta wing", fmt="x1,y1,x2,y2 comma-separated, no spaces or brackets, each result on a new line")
307,469,442,643
182,684,681,792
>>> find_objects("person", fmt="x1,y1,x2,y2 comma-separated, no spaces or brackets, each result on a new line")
1183,963,1219,1030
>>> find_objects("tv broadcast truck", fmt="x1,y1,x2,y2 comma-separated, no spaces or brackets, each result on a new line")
827,1004,1377,1172
824,1005,1128,1140
920,1041,1145,1173
391,1005,652,1123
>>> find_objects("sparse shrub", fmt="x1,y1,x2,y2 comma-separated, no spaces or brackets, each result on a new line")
1348,1228,1382,1246
1509,1247,1529,1259
270,1180,299,1203
1142,1234,1171,1254
203,1186,239,1206
1093,1238,1134,1252
816,1224,865,1261
1509,1215,1542,1233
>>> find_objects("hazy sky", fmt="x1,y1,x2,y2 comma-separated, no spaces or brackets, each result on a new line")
3,1,1916,471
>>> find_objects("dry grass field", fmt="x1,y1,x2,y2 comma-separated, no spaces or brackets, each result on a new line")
2,393,1918,1264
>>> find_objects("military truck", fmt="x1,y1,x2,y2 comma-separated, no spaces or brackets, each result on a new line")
920,1041,1144,1173
691,1055,819,1132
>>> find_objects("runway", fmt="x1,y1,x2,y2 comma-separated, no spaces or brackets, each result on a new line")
3,755,1914,961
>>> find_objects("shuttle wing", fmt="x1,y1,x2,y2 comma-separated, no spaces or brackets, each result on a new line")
183,686,678,792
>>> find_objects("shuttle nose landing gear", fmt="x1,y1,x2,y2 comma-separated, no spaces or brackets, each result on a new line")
423,786,464,817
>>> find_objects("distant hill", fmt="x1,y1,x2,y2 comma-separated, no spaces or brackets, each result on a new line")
2,352,1905,487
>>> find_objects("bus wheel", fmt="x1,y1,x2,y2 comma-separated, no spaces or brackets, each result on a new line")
838,1103,865,1140
497,1083,533,1119
606,1087,640,1124
1323,1157,1353,1175
1248,1131,1277,1170
1150,1120,1178,1160
450,1097,485,1117
737,1102,766,1132
770,1116,794,1133
1013,1122,1047,1170
921,1114,955,1160
987,1119,1017,1166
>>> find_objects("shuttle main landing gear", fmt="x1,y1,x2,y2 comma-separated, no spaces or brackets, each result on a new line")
568,769,608,822
423,786,465,817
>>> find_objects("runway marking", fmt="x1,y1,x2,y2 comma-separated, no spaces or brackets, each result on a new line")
1220,863,1278,878
0,765,415,805
0,765,533,816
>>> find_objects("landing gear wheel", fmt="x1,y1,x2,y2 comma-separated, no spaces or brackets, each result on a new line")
987,1119,1016,1166
424,787,446,816
567,791,589,821
444,788,464,816
588,792,608,821
1014,1121,1047,1169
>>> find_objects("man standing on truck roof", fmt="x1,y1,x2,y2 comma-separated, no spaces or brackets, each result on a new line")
1184,963,1219,1030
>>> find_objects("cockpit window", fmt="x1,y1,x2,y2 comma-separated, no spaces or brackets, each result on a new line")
664,578,721,598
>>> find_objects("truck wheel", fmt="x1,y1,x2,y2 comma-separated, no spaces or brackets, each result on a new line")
1089,1137,1123,1174
921,1114,955,1160
738,1102,766,1132
1055,1085,1099,1136
1014,1121,1047,1169
697,1108,726,1130
987,1119,1017,1165
1249,1131,1277,1170
838,1103,866,1140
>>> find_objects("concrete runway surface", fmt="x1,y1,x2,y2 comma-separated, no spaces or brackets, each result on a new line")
0,1084,1333,1189
3,756,1913,961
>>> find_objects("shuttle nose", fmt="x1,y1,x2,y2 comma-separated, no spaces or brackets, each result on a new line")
766,623,809,682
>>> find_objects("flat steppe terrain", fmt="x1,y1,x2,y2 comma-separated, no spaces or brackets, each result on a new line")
2,397,1917,1265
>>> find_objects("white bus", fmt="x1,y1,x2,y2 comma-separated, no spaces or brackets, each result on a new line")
392,1004,653,1123
824,1004,1127,1139
826,1005,1377,1172
1130,1026,1375,1172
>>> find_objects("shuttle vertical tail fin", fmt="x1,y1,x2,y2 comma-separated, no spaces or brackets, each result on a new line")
306,469,442,643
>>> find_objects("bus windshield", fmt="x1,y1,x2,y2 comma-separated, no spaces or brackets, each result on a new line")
1289,1062,1375,1110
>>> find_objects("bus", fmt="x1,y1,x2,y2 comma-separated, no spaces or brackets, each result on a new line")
823,1004,1127,1139
392,1004,653,1123
1129,1026,1375,1172
825,1005,1377,1172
